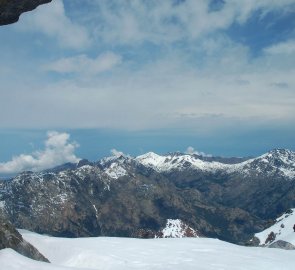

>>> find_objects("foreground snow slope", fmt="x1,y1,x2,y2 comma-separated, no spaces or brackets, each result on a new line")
0,249,71,270
1,230,291,270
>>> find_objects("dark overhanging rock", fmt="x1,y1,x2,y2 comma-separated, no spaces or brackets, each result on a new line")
0,213,50,262
0,0,52,25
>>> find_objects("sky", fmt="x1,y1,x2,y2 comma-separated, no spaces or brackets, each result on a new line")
0,0,295,174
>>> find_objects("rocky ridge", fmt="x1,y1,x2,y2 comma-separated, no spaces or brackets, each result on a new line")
0,212,49,262
136,149,295,179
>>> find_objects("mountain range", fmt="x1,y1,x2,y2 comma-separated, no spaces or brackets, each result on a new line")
0,148,295,245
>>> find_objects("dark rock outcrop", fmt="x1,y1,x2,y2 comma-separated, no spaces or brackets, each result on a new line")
269,240,295,250
0,213,49,262
0,0,52,25
245,236,261,246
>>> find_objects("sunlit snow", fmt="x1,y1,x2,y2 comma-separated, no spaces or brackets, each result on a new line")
104,162,127,179
0,230,294,270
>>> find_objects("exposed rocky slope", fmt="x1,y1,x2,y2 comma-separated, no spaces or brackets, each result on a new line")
0,0,52,25
0,149,294,244
0,212,49,262
251,208,295,249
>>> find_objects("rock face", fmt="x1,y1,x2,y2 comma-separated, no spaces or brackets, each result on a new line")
268,240,295,250
0,149,295,244
0,0,52,25
0,213,49,262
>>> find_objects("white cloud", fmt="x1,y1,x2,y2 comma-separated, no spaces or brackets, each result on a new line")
45,52,122,74
264,39,295,55
227,0,295,23
16,0,90,49
185,147,212,157
89,0,295,45
110,149,125,157
90,0,229,44
0,131,80,174
1,36,295,131
10,0,295,49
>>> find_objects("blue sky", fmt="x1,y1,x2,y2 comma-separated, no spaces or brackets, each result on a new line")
0,0,295,173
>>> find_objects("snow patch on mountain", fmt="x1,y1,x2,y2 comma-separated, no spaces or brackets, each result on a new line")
136,152,167,168
0,200,5,210
104,162,127,179
159,219,199,238
93,204,99,219
255,209,295,246
55,193,68,203
98,154,133,180
233,149,295,179
74,165,97,179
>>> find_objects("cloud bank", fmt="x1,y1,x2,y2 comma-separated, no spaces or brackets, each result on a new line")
0,0,294,133
0,131,80,174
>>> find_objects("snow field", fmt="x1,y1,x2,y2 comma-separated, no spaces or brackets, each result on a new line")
0,230,292,270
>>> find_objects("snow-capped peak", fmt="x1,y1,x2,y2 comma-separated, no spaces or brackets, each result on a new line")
135,152,168,167
234,149,295,179
257,149,295,165
103,162,127,179
98,155,132,180
136,152,230,173
98,156,124,166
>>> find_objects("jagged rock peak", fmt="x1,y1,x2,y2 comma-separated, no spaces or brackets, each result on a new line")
261,148,295,160
77,159,93,168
